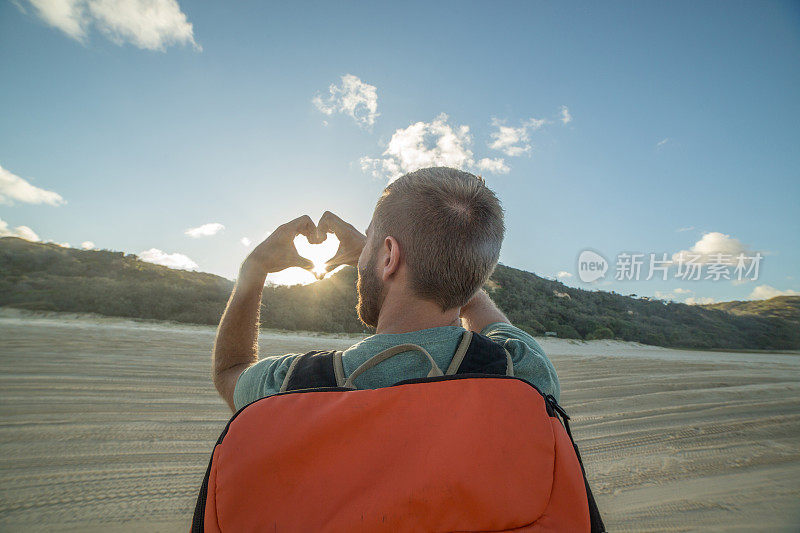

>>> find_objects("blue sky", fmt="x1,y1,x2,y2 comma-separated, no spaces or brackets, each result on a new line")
1,0,798,303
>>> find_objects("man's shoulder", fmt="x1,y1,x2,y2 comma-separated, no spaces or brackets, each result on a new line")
233,352,303,410
478,322,560,401
233,344,357,410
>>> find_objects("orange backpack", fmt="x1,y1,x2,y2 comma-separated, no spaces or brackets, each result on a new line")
192,330,605,532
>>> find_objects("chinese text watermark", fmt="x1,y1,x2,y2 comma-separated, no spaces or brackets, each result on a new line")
577,250,763,282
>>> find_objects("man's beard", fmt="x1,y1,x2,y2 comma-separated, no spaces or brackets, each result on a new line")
356,251,383,329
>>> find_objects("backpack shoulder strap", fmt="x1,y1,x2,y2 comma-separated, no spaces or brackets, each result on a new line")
545,394,606,533
343,344,443,389
447,330,514,376
280,350,342,392
281,329,514,391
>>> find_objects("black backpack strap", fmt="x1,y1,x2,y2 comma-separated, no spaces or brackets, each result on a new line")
451,331,511,376
281,350,340,391
545,395,606,533
283,332,510,392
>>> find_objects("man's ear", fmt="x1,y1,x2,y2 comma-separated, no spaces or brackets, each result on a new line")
380,236,402,281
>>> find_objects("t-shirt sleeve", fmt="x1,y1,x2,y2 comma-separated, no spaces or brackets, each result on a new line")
232,353,299,411
479,321,561,402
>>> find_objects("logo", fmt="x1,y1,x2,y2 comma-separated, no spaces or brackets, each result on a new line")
577,250,608,283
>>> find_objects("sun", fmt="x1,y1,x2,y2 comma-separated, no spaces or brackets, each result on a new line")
264,233,341,286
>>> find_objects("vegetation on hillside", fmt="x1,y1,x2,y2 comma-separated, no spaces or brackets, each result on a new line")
0,237,233,324
487,266,799,350
702,296,800,324
1,237,798,350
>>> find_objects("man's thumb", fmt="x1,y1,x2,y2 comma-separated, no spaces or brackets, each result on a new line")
324,257,344,273
296,255,314,271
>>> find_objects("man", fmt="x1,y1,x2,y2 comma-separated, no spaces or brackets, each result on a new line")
212,167,560,413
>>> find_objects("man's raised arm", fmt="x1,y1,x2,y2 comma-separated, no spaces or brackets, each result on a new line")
460,288,510,333
212,215,319,412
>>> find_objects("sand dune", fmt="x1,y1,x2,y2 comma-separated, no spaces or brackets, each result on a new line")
1,312,798,531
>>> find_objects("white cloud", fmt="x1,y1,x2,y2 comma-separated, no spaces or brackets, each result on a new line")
556,271,573,279
240,237,252,247
0,164,65,206
748,285,800,300
488,117,546,157
657,138,670,148
686,296,716,305
674,287,692,294
475,157,509,174
313,74,379,128
0,218,40,241
25,0,199,51
138,248,198,270
185,222,224,238
360,113,508,181
81,241,95,249
654,290,676,301
676,226,695,232
560,106,572,124
673,232,751,265
27,0,86,38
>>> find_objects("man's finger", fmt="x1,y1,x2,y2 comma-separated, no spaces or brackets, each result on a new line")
285,214,322,244
292,251,315,271
324,263,341,273
317,210,351,238
323,248,349,272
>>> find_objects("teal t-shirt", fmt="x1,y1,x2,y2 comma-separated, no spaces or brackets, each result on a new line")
233,322,561,411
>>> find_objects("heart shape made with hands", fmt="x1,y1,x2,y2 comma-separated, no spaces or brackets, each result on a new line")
293,232,340,280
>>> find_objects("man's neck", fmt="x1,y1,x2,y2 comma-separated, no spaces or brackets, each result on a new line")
375,294,462,334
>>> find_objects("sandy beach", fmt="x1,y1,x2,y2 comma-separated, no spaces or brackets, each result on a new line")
1,310,798,531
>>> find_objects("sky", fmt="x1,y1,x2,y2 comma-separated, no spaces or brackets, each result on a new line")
1,0,798,303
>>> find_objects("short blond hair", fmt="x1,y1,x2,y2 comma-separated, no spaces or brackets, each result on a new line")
371,167,505,310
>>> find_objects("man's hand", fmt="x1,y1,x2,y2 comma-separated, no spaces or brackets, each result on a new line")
243,214,323,276
317,210,367,274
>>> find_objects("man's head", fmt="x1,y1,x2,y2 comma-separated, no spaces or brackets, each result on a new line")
356,167,505,328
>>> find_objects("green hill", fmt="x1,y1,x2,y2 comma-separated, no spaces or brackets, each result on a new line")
1,237,798,350
702,296,800,324
486,266,799,350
